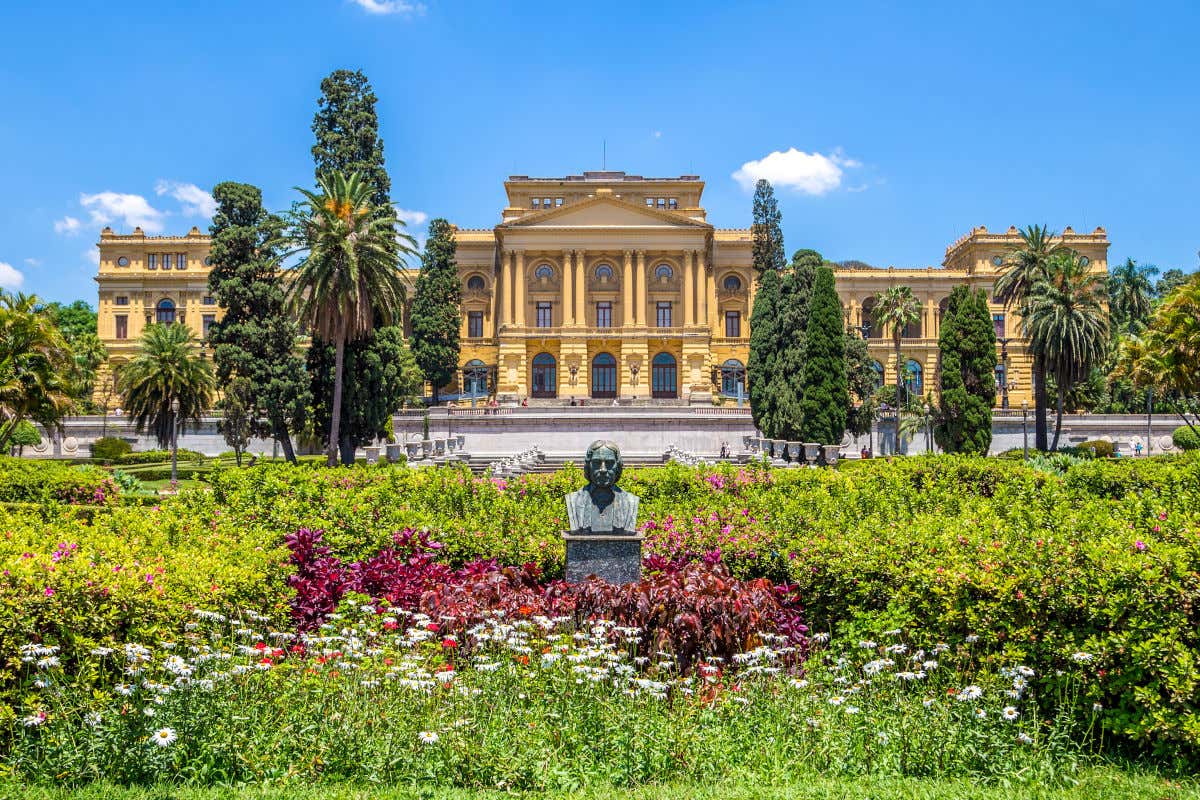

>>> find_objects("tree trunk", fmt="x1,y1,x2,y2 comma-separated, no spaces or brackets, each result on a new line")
271,416,297,464
328,323,347,467
1033,355,1049,452
339,433,356,466
235,448,243,468
1051,386,1064,451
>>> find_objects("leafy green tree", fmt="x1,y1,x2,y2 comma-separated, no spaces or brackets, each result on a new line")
41,300,97,342
0,291,75,450
995,225,1067,451
1026,252,1110,450
797,267,848,444
871,286,922,406
771,249,820,439
119,323,215,447
218,377,255,466
1108,257,1157,333
9,419,40,456
747,266,780,433
68,332,106,410
411,219,461,403
306,69,418,461
284,171,410,465
306,325,423,462
844,331,879,439
934,286,997,454
207,181,309,463
1155,268,1191,300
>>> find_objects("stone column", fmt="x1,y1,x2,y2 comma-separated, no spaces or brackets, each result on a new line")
499,250,512,328
574,251,586,327
682,250,695,327
562,249,574,326
514,250,526,328
622,250,634,327
926,298,937,339
698,252,712,329
636,251,647,326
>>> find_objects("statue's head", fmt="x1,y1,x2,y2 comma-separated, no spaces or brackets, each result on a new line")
583,440,622,489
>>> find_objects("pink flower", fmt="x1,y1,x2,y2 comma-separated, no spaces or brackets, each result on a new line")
1134,540,1147,552
1158,511,1168,521
43,587,54,597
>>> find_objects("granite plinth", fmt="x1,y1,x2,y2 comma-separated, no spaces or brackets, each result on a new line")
563,530,644,584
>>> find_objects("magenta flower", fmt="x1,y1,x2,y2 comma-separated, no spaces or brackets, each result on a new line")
1134,540,1147,552
43,587,54,597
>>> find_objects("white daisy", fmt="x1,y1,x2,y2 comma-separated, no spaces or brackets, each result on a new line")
418,730,439,744
1002,706,1019,721
152,727,177,747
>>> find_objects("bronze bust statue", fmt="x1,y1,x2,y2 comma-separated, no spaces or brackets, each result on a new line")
566,440,640,534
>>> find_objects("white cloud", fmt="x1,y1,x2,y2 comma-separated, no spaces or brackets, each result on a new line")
732,147,862,195
0,261,24,290
84,247,100,267
54,215,82,235
24,258,41,267
155,180,217,219
350,0,425,15
395,207,428,227
79,191,165,233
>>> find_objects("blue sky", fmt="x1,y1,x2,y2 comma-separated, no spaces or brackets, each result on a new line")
2,0,1198,303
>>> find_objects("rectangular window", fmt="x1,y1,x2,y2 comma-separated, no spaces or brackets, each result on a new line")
596,301,612,328
668,198,678,210
993,313,1005,338
147,253,157,270
177,253,187,270
657,198,666,208
554,197,563,206
114,314,128,340
725,311,741,338
645,198,654,207
202,295,215,306
656,301,672,328
543,198,552,208
114,295,129,306
163,253,173,270
202,314,216,337
532,198,540,209
536,302,552,328
468,311,483,338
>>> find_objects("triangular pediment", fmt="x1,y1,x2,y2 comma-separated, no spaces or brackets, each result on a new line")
501,196,710,230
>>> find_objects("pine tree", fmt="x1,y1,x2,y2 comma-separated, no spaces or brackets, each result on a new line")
751,180,785,276
411,219,462,402
772,249,821,439
798,267,848,444
307,69,419,460
748,265,781,433
934,286,996,453
207,181,308,462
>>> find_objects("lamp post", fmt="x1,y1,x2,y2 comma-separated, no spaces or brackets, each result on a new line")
1020,400,1029,459
1146,388,1153,457
170,397,180,485
997,337,1011,409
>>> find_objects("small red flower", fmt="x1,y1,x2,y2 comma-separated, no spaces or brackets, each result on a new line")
383,621,398,631
426,623,440,633
441,638,458,649
254,642,267,651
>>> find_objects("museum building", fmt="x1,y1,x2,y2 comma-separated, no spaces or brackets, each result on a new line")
92,170,1110,408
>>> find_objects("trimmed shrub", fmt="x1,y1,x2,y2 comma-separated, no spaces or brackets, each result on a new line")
90,436,132,461
112,449,206,465
1077,439,1116,458
0,458,116,505
1174,425,1200,451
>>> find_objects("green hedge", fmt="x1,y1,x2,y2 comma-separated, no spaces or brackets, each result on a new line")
1174,426,1200,451
0,458,117,505
90,437,131,461
111,449,206,465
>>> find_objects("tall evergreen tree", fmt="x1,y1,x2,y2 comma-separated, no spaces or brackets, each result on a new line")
207,181,308,462
411,219,461,403
934,286,996,454
772,249,820,438
797,267,848,444
747,266,780,433
750,180,785,275
307,69,419,459
844,331,879,439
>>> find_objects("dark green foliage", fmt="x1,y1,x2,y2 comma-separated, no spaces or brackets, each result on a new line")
307,326,423,463
798,268,848,444
207,181,308,462
771,250,821,439
218,377,255,466
410,219,461,402
935,287,997,454
844,332,879,437
750,180,785,275
1075,439,1116,458
1175,426,1200,451
90,437,132,461
40,300,97,341
1155,268,1190,300
747,267,780,432
8,420,40,455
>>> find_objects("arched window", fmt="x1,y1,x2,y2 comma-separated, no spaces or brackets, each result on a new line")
903,359,923,400
595,264,614,280
902,316,922,339
654,264,673,281
155,299,176,324
462,359,489,398
722,274,742,291
870,360,885,389
466,275,485,290
937,297,950,326
591,352,617,399
651,352,677,399
534,264,554,280
860,296,877,338
531,353,557,398
720,359,746,397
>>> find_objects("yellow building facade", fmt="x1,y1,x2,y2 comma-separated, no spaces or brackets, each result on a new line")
92,170,1111,410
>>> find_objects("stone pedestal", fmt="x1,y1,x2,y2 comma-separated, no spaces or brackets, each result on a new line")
386,443,404,462
804,443,821,463
822,444,841,467
364,446,381,464
563,531,644,584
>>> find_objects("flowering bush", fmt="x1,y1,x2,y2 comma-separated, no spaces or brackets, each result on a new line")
0,458,117,506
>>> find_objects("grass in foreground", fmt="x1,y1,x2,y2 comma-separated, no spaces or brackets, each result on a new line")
5,769,1199,800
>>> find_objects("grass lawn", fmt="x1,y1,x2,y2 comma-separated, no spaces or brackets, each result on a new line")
7,770,1199,800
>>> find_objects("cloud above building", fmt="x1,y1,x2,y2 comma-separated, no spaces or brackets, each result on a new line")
0,261,25,289
54,216,82,236
155,180,217,219
732,148,862,195
350,0,425,15
79,191,166,233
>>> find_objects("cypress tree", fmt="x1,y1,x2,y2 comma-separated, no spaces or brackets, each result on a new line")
934,286,997,453
207,181,308,462
748,267,780,433
773,249,821,439
798,267,848,444
411,219,461,402
750,179,785,276
307,69,418,460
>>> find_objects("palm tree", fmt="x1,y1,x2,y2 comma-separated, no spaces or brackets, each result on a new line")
1025,253,1110,450
872,286,922,405
120,323,215,447
0,291,75,450
282,171,416,466
69,332,107,410
1108,257,1158,333
994,225,1067,451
